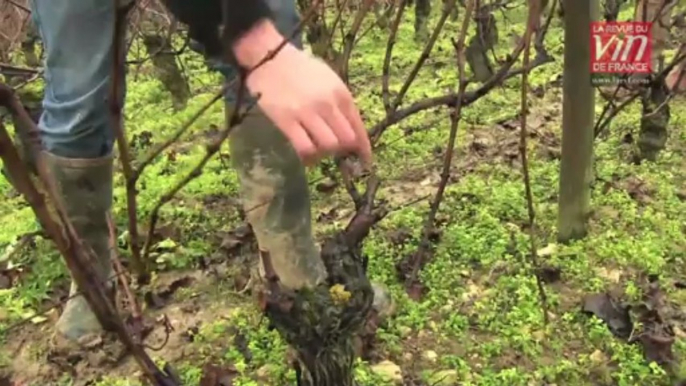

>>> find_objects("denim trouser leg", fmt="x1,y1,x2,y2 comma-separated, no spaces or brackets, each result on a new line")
31,0,122,159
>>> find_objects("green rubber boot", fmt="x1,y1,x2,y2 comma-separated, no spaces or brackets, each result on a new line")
228,107,327,290
43,152,115,345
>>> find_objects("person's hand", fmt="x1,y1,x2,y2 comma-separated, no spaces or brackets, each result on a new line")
233,20,372,166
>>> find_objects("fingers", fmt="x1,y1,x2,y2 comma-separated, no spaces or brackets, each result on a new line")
300,109,340,153
250,51,372,167
318,101,357,152
299,96,371,165
279,107,357,166
276,116,318,162
337,89,372,166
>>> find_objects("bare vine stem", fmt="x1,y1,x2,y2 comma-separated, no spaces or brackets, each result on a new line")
518,0,549,325
108,213,143,328
403,0,474,295
390,0,458,112
381,0,408,113
329,0,351,42
338,0,373,81
110,1,148,279
371,48,551,144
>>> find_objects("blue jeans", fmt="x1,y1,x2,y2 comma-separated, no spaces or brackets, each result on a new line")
30,0,302,159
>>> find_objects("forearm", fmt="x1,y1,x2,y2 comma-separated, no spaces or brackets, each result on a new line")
231,20,285,68
161,0,283,66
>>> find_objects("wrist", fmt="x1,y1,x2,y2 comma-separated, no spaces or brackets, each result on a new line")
232,19,285,69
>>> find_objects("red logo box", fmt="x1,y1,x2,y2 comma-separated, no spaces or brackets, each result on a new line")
590,22,652,75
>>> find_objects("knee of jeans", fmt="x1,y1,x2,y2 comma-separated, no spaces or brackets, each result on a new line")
32,0,119,157
40,108,114,158
40,54,123,158
40,74,120,158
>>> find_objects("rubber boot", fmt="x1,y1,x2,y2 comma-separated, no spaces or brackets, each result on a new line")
229,107,327,289
43,151,115,345
228,107,395,318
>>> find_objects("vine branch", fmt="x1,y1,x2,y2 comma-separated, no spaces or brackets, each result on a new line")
518,0,549,325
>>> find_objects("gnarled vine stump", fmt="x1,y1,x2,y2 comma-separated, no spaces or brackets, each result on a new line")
261,177,385,386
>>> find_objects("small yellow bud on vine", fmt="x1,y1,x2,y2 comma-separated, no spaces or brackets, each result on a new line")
329,283,352,306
